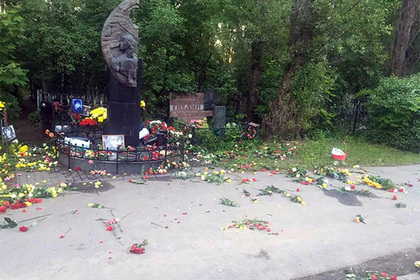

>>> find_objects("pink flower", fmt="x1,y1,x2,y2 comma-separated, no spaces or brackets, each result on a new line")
106,226,114,231
88,160,94,164
390,276,397,280
252,178,256,182
393,195,397,200
296,188,300,192
381,272,388,277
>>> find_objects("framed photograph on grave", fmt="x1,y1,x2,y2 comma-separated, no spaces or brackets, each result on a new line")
71,98,83,114
2,125,16,142
55,125,71,133
102,135,125,151
82,105,91,117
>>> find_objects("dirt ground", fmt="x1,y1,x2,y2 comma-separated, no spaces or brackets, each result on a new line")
1,165,419,280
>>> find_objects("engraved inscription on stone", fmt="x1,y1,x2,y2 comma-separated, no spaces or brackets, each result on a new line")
169,93,213,122
101,0,139,88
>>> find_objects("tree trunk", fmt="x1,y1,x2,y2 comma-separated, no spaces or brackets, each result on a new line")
390,0,420,76
247,40,263,123
262,0,315,139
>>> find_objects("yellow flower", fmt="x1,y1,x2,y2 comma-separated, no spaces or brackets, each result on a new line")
322,183,327,188
297,197,302,202
19,145,28,154
220,170,226,174
201,175,205,181
301,201,306,206
88,203,93,207
140,100,146,108
0,101,5,111
26,202,32,206
226,179,231,183
254,200,258,204
203,172,208,175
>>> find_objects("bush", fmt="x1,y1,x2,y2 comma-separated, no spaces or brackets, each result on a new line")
365,75,420,152
28,110,42,129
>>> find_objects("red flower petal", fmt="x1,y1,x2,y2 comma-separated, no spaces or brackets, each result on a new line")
19,226,28,232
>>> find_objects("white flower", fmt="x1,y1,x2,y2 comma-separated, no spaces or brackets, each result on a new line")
292,168,297,172
345,186,351,191
188,134,192,138
11,193,16,199
296,174,301,178
28,193,33,198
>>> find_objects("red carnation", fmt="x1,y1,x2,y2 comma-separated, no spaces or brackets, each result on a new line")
350,185,355,189
75,167,81,171
35,198,42,203
296,188,300,192
390,276,397,280
380,272,388,277
11,202,20,210
389,189,394,193
106,226,114,231
19,226,28,232
0,206,7,213
371,275,378,280
3,201,10,207
393,195,397,200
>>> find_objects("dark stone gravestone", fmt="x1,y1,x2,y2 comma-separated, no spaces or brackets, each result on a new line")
213,106,226,135
101,0,141,147
203,89,217,110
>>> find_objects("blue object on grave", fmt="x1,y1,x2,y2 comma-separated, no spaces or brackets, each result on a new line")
71,99,83,114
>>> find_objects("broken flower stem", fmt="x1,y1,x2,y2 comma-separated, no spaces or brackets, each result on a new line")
19,213,52,224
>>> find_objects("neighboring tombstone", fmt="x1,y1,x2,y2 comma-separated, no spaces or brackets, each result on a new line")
101,0,141,146
203,89,217,110
169,92,213,123
213,106,226,129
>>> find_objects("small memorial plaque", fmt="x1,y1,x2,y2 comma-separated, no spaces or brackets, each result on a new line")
169,93,213,123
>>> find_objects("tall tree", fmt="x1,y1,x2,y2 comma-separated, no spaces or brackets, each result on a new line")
390,0,420,76
262,0,315,138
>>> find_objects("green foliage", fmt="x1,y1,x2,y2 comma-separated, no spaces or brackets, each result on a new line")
28,110,42,129
291,61,337,132
0,9,28,90
365,75,420,152
0,92,20,119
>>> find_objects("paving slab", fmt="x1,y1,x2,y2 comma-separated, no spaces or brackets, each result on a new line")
1,165,419,280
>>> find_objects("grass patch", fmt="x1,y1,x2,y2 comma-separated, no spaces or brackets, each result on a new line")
294,137,420,168
211,137,420,170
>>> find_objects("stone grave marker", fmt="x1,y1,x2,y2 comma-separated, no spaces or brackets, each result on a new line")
169,92,213,123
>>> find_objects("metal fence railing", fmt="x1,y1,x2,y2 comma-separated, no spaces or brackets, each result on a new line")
55,138,185,174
